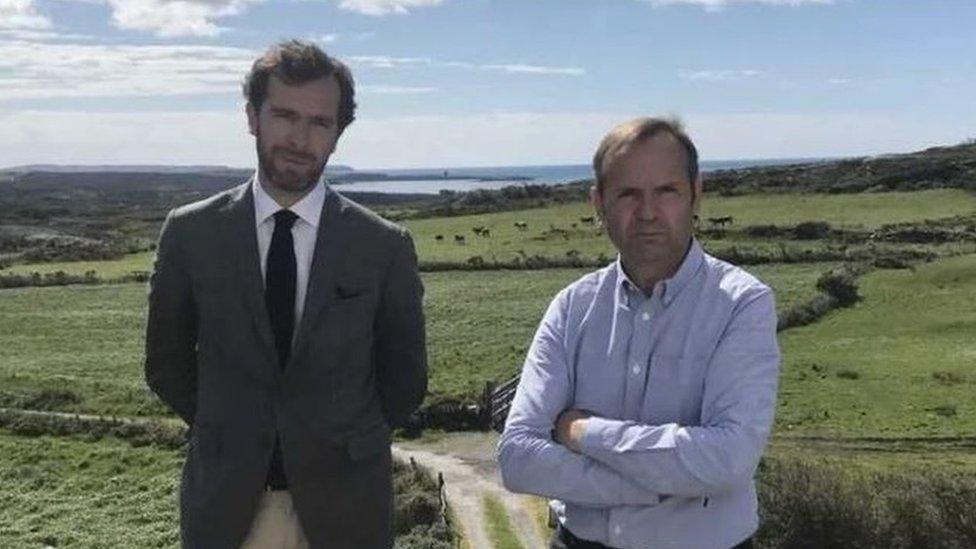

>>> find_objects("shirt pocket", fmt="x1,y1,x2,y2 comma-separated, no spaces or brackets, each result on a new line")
643,353,707,426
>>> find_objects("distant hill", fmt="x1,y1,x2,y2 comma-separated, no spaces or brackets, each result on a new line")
704,142,976,194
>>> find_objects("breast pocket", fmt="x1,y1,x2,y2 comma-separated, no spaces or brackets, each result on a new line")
643,353,707,426
323,291,376,346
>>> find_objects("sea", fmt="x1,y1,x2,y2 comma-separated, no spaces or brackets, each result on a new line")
328,158,828,195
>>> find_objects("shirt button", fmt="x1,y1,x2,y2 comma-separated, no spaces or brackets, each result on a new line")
632,364,641,375
641,312,650,321
614,525,622,536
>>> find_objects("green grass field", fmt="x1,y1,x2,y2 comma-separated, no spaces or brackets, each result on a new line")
3,251,154,278
402,189,976,263
2,188,975,548
0,431,182,548
777,253,976,438
0,263,830,417
7,189,973,274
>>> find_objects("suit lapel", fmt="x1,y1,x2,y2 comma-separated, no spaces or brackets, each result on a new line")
222,180,278,380
291,187,348,364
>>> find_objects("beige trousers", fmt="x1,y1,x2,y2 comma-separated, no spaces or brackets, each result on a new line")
240,491,310,549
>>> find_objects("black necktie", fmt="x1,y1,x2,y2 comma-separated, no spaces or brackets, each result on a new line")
265,209,298,370
265,209,297,490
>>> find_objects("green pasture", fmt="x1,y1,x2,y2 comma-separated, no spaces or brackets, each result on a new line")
777,253,976,438
423,263,831,404
0,431,181,548
7,189,972,275
403,189,975,263
2,251,154,278
0,262,828,418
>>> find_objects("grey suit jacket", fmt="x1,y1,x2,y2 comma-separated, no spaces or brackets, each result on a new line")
145,180,427,549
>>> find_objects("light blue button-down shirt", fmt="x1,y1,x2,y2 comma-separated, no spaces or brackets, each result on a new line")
498,239,780,549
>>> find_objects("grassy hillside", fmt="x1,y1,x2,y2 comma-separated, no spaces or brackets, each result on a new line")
5,189,973,275
0,431,181,548
0,262,830,418
776,253,976,438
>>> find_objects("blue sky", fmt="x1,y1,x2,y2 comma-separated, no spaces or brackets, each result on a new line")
1,0,974,169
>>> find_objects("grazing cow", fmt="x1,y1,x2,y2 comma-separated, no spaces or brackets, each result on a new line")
480,228,491,238
435,234,444,241
454,234,466,244
514,221,528,231
707,216,734,229
580,216,595,225
472,225,486,236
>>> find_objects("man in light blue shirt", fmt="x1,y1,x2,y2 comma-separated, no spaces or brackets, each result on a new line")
498,117,780,549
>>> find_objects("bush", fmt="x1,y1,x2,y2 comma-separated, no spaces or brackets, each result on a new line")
793,221,833,240
392,459,455,548
0,388,82,411
756,457,976,548
395,523,454,549
778,293,836,332
816,268,861,307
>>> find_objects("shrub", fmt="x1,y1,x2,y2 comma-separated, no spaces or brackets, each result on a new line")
816,268,861,307
793,221,833,240
0,388,82,411
756,457,976,548
392,459,455,548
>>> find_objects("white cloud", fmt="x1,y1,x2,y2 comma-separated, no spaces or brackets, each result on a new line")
0,0,52,29
481,64,586,76
347,55,432,69
315,33,340,43
105,0,261,37
338,0,446,16
1,109,972,169
0,109,251,167
0,38,580,101
347,55,585,76
679,69,762,81
0,29,94,40
646,0,833,11
359,85,437,94
0,40,258,99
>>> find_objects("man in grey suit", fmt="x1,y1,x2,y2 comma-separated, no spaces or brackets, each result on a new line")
145,40,427,549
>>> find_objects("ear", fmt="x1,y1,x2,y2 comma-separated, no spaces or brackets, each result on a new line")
691,175,703,215
589,183,604,224
245,102,258,137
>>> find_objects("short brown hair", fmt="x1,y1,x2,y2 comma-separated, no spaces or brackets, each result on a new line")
592,117,699,197
242,39,356,133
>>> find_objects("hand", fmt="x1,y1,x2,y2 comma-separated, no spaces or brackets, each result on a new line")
554,409,593,453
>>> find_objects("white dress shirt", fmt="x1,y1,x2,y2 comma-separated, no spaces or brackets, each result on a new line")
252,173,326,327
498,240,780,549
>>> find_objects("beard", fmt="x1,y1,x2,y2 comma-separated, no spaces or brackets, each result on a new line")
255,132,328,194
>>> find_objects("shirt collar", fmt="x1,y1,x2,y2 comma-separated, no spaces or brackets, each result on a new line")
614,238,705,308
251,170,326,229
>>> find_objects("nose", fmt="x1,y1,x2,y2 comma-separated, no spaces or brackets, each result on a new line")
636,192,658,221
286,120,310,152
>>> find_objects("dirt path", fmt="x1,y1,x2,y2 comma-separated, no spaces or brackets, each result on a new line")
394,432,546,549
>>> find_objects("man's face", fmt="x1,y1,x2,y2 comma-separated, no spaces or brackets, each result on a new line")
246,74,342,193
591,133,702,275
